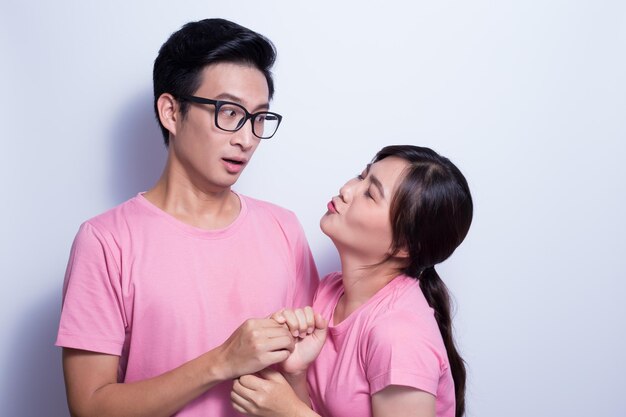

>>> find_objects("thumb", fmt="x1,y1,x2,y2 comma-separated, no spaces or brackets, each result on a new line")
270,309,287,324
258,367,286,382
313,313,328,339
314,313,328,330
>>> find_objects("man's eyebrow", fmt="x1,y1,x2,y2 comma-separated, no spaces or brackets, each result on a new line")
214,93,270,111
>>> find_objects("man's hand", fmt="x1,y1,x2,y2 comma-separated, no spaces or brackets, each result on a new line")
271,307,328,375
216,318,296,379
231,368,314,417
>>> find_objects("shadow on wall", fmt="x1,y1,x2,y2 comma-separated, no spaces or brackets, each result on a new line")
315,242,341,279
109,89,167,204
2,286,69,417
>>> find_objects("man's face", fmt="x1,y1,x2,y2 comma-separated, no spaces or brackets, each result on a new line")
169,62,270,192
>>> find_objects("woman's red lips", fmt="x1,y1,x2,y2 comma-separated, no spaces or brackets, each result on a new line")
327,200,337,214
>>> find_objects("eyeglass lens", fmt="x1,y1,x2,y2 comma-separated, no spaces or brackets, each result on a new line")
216,103,280,139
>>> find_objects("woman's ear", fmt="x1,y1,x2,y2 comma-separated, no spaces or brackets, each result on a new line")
388,244,410,261
394,247,410,259
157,93,179,138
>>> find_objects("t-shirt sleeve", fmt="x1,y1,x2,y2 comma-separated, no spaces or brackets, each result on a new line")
56,222,127,355
365,311,446,396
286,215,319,309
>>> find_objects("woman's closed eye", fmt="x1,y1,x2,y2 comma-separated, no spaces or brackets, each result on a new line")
356,172,376,199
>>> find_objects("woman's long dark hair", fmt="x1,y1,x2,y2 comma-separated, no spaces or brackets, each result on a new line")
374,145,473,417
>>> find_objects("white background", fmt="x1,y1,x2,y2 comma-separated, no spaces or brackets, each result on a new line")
1,1,625,416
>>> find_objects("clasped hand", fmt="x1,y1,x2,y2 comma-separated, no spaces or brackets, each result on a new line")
230,307,327,417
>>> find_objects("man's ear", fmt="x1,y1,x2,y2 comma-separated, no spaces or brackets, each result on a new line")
157,93,179,138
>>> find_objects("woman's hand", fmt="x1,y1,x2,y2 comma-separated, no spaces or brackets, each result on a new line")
271,307,328,375
231,368,312,417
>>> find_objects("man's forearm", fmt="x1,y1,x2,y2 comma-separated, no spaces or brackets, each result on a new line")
65,347,228,417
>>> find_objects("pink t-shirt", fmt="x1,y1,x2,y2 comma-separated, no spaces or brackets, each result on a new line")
56,192,318,417
307,273,455,417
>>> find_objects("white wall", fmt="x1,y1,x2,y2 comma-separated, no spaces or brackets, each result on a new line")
1,1,625,416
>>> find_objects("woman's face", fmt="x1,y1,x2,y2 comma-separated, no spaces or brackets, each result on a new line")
320,156,409,260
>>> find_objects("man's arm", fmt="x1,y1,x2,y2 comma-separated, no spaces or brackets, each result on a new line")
63,318,295,417
231,369,320,417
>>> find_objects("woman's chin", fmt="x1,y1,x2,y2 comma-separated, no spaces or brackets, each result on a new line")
319,216,331,235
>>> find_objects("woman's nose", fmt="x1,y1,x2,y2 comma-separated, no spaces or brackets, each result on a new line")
338,179,356,203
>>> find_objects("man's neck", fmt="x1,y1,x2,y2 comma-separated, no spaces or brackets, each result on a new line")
144,164,241,231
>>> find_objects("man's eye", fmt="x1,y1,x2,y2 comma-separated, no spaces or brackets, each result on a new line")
221,109,237,117
365,189,373,199
219,105,241,118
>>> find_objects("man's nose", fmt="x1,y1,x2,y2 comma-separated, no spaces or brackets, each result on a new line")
230,118,258,150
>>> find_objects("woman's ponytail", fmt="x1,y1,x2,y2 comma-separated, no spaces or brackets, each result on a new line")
420,267,466,417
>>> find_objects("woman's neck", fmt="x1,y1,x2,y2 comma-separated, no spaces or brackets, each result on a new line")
334,251,402,325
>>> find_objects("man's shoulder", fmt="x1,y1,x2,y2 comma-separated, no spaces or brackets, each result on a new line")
82,194,145,234
240,193,299,224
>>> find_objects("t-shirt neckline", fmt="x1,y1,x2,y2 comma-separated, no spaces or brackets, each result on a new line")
134,190,248,239
328,274,411,335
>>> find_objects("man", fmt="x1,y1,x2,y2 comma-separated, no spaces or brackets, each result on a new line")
56,18,318,417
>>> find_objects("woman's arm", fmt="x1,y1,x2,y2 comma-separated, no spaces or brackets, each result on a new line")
270,307,327,404
371,386,436,417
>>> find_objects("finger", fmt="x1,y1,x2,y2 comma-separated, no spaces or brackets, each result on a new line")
258,325,292,339
263,349,291,365
231,400,249,415
233,377,258,398
237,374,266,390
256,318,292,329
231,387,255,413
270,309,287,324
281,309,301,337
258,367,286,383
303,306,315,334
294,309,309,337
264,334,295,353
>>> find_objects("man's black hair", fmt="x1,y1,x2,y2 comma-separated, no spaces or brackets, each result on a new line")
153,18,277,146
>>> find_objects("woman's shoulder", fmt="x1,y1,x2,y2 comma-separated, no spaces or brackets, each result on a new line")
367,277,440,338
312,272,343,308
316,271,343,295
321,271,343,285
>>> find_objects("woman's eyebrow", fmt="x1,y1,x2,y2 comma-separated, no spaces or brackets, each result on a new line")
363,164,385,197
369,175,385,198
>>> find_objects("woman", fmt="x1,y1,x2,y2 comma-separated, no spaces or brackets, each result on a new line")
231,145,473,417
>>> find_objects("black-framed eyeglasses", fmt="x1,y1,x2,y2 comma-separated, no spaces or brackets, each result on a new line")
179,95,282,139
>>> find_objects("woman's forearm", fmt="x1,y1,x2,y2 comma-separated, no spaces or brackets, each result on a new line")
283,372,311,407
